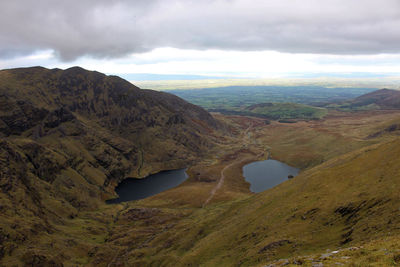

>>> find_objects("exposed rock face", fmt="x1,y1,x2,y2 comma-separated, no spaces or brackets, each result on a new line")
0,66,221,182
0,95,49,136
0,66,222,265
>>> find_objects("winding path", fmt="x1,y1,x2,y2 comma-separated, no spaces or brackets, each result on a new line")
202,161,236,207
202,123,254,207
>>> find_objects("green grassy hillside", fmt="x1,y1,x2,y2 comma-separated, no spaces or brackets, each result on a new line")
97,136,400,266
245,102,327,120
210,102,328,121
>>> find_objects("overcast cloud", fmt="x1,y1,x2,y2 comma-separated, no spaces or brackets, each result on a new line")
1,0,400,61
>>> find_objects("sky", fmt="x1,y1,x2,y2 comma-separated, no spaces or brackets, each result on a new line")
1,0,400,79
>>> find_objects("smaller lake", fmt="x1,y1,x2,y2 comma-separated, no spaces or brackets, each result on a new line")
106,169,188,204
243,160,299,193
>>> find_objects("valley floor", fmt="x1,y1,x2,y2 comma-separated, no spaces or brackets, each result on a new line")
3,109,400,266
90,110,400,266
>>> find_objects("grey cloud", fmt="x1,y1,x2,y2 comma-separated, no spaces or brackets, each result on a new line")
1,0,400,61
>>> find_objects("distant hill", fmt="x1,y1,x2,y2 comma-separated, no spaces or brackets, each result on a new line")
328,88,400,110
210,102,327,121
245,102,327,120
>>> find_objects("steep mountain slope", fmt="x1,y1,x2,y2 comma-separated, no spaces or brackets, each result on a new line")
0,66,221,178
0,66,224,265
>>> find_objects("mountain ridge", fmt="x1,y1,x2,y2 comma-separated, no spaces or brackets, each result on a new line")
1,67,400,266
0,66,227,265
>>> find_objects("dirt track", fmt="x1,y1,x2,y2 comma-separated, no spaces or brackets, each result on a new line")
202,123,256,207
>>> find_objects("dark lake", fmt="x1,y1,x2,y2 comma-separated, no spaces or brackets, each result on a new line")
106,169,188,204
243,160,299,193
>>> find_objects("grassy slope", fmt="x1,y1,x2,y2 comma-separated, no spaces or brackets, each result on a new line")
189,138,400,265
2,67,400,266
2,106,400,266
253,110,400,168
103,136,400,267
1,110,399,266
83,111,400,267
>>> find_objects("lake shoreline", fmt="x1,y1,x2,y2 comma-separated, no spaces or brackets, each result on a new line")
106,168,188,204
243,159,299,193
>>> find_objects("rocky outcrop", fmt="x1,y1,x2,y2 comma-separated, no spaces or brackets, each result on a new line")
0,66,222,185
0,66,224,265
0,95,48,136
